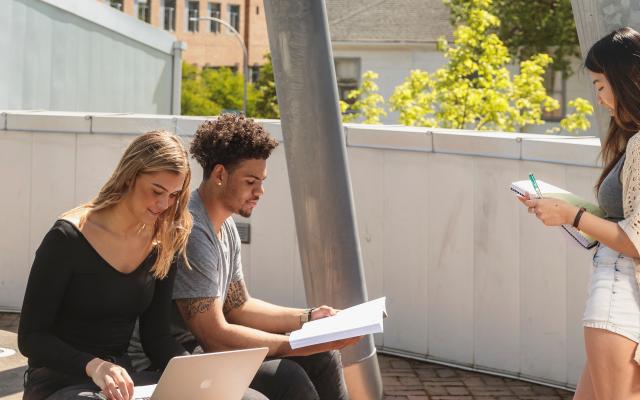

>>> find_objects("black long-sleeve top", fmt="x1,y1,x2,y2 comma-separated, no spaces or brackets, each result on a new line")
18,220,185,378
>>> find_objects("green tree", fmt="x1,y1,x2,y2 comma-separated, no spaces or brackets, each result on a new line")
550,98,594,134
386,0,591,132
445,0,580,78
181,62,220,116
340,71,387,124
201,67,258,116
254,53,280,119
180,63,259,117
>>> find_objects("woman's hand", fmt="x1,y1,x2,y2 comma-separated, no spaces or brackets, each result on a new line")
517,192,579,227
86,358,134,400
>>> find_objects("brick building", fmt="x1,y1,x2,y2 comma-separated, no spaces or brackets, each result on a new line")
100,0,270,78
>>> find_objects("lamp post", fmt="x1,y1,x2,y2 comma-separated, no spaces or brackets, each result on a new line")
191,16,248,116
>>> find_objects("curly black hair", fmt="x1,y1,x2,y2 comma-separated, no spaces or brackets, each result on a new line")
190,114,279,178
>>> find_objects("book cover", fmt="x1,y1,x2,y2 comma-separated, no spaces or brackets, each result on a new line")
511,179,604,249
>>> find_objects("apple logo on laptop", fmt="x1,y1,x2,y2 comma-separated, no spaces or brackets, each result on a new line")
200,379,213,389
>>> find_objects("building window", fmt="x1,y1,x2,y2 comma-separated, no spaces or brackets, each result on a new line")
334,58,361,104
250,65,260,83
229,4,240,32
136,0,151,23
542,70,566,121
109,0,123,11
208,2,221,33
160,0,176,31
186,1,200,32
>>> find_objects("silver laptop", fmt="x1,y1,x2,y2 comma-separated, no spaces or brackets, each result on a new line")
133,347,268,400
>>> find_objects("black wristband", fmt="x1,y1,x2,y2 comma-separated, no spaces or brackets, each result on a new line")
573,207,586,229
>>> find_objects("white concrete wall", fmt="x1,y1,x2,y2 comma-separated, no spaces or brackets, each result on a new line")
0,111,604,389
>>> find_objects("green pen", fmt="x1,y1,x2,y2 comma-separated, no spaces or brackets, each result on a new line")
528,173,544,198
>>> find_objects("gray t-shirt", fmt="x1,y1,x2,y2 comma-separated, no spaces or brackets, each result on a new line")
127,190,244,370
598,154,625,222
171,190,244,345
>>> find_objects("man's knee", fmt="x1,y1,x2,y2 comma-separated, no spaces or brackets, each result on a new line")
276,359,318,391
293,351,348,400
300,350,344,377
251,359,319,400
316,350,343,369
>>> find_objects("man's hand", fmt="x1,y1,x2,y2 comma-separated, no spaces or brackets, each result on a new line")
310,305,337,320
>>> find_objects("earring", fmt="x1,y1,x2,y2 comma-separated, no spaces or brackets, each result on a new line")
217,182,222,186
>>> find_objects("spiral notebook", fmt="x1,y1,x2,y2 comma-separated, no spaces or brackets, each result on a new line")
510,179,605,249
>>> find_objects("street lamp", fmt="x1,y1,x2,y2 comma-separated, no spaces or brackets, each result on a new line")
191,16,248,116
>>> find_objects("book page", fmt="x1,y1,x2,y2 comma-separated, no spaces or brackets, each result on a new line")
289,297,386,348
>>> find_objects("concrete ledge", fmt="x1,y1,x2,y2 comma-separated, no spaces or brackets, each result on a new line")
431,129,521,159
258,120,284,142
0,111,603,168
346,124,432,152
5,111,91,133
176,116,208,137
90,114,177,135
521,137,601,167
175,118,284,141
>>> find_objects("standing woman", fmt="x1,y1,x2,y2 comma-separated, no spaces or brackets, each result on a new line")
19,131,192,400
519,27,640,399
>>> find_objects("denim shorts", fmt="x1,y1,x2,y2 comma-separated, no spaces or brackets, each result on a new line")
583,244,640,343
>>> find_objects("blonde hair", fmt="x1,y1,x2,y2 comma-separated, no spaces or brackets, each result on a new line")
62,131,192,279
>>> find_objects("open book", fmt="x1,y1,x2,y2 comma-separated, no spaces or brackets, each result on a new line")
289,297,387,349
511,179,605,249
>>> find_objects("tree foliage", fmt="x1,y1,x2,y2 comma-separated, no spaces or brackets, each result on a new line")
445,0,580,78
201,67,258,116
181,62,220,116
375,0,592,133
550,98,594,134
181,57,278,118
254,53,280,119
340,71,387,124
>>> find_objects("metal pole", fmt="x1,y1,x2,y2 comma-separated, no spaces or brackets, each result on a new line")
192,16,248,116
262,1,383,399
171,41,187,115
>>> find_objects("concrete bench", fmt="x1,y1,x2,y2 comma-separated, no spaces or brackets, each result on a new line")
0,313,25,400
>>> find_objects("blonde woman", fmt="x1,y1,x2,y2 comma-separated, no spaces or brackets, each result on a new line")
18,132,193,400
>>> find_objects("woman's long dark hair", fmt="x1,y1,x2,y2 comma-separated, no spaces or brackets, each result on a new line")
586,27,640,190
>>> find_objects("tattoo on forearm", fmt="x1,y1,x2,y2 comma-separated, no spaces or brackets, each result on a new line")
223,280,248,314
177,297,215,320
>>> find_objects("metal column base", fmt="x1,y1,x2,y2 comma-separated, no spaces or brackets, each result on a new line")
343,349,383,400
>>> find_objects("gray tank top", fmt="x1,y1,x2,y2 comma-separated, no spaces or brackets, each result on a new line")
597,154,625,222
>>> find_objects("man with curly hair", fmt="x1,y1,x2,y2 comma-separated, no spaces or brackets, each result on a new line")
173,114,355,399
